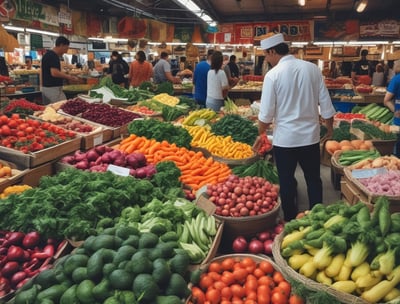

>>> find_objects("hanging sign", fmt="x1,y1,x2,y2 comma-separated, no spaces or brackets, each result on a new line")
13,0,58,26
359,20,400,39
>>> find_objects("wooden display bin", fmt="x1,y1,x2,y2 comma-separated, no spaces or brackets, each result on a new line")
341,170,400,213
0,137,81,169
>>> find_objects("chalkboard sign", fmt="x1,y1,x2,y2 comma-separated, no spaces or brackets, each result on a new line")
30,34,43,50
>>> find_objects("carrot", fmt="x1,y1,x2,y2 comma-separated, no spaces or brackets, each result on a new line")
148,141,162,155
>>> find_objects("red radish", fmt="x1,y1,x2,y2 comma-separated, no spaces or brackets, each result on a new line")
22,232,40,249
248,239,264,254
232,236,248,253
257,231,271,242
263,239,274,255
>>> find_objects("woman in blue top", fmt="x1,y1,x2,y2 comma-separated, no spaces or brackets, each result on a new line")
383,60,400,157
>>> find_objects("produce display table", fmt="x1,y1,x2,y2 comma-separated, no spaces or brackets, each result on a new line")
5,90,42,103
228,88,262,102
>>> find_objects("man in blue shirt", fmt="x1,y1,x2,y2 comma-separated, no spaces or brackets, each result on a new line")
193,49,214,108
384,60,400,156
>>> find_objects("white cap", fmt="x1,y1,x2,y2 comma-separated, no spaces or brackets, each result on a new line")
260,33,285,50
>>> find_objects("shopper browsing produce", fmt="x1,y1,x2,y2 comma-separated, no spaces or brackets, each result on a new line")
253,33,336,221
383,60,400,157
206,51,229,112
108,50,130,88
193,49,214,108
153,51,181,84
129,50,153,88
41,36,79,104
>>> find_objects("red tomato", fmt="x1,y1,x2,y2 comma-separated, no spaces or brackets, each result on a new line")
289,294,305,304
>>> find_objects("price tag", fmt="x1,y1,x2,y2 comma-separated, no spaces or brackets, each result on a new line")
93,134,103,146
351,167,387,179
107,164,130,176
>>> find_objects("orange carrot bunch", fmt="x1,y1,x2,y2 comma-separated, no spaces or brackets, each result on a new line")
116,134,232,191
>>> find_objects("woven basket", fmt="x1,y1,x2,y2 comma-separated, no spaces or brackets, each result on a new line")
272,232,400,304
331,150,345,175
211,153,260,168
214,199,281,243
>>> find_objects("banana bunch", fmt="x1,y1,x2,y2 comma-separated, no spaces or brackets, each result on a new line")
152,93,180,106
178,211,217,264
182,108,217,126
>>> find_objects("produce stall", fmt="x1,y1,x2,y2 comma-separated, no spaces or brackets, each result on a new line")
0,81,400,304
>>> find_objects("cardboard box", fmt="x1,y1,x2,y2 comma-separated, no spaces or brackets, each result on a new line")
0,137,82,169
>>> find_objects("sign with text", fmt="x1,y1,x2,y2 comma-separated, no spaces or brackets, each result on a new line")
13,0,58,26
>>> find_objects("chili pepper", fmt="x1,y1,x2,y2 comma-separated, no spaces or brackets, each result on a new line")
16,277,30,290
0,247,7,255
30,244,54,260
0,277,10,295
22,257,39,270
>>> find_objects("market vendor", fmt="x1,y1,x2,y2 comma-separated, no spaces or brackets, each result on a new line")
351,49,372,86
41,36,79,105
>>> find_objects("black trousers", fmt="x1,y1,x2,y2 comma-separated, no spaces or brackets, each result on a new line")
273,142,323,221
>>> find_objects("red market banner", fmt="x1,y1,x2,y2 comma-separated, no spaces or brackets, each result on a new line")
207,21,312,45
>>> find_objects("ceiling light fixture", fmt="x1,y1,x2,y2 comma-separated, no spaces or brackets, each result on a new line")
298,0,306,6
173,0,216,25
355,0,368,13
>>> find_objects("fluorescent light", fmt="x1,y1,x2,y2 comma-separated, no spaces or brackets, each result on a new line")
3,25,24,32
348,40,389,45
291,42,308,46
298,0,305,6
355,0,368,13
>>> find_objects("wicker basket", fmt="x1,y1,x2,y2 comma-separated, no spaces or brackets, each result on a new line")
214,199,281,243
211,153,261,168
272,232,371,304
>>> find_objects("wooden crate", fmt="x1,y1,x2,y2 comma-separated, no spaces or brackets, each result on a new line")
0,137,82,168
342,169,400,213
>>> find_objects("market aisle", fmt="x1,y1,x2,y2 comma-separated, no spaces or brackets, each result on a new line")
295,163,342,213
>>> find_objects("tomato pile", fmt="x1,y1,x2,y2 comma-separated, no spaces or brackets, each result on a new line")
206,175,279,217
189,256,304,304
0,114,76,153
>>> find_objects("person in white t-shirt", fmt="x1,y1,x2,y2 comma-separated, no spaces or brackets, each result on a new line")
206,51,229,111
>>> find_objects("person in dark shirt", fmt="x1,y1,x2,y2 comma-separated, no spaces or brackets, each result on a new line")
108,51,129,88
351,49,372,85
41,36,79,105
224,55,240,87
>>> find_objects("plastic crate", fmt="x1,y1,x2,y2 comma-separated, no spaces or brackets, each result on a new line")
332,101,356,113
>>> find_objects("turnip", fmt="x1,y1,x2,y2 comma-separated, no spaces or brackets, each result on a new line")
101,153,112,164
130,152,146,166
113,156,126,167
125,154,140,168
74,150,86,162
94,145,107,155
108,150,123,162
129,169,136,176
85,149,99,162
135,167,147,178
75,160,89,170
61,155,75,164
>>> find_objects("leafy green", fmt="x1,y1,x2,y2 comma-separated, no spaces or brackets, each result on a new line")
127,119,192,148
210,114,258,145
